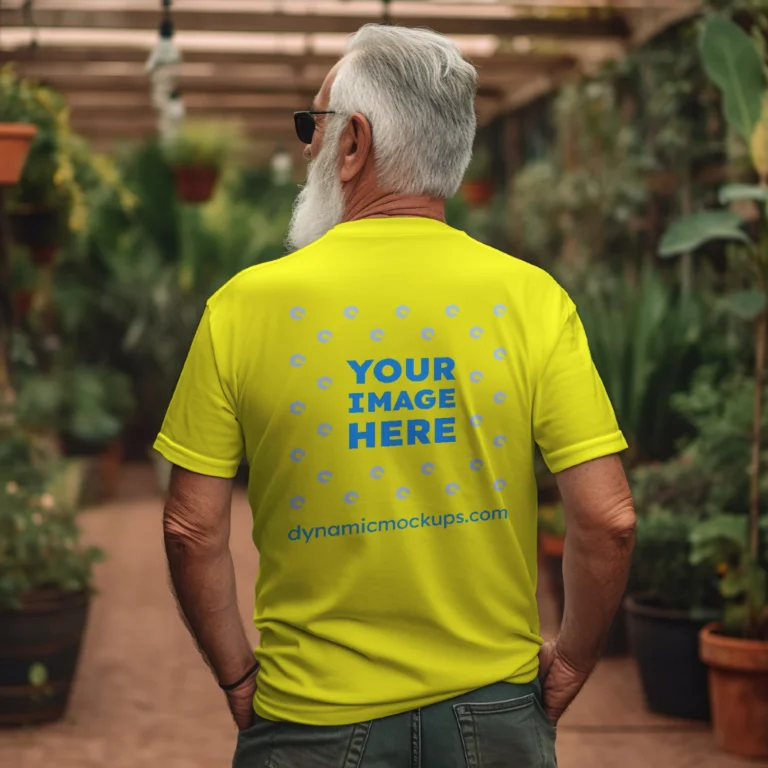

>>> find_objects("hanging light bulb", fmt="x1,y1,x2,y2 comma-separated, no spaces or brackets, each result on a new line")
271,145,293,186
146,0,182,112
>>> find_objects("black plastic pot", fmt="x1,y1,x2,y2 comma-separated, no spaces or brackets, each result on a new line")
0,590,90,727
625,593,716,721
9,207,62,251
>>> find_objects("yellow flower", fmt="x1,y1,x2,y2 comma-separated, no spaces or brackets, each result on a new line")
5,481,18,495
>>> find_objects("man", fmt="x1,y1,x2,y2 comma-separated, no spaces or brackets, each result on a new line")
157,24,635,768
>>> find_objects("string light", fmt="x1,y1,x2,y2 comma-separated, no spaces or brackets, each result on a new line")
146,0,183,122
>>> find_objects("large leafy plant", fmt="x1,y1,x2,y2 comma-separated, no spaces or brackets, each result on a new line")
575,267,704,462
660,14,768,638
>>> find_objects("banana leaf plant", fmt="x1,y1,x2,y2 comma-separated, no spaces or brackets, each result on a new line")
659,14,768,638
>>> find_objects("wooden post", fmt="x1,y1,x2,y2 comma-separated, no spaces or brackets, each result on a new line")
0,186,14,402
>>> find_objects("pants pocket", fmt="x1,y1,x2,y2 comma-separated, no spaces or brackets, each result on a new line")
453,692,556,768
233,716,371,768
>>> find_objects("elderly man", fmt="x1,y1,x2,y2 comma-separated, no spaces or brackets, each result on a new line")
156,24,635,768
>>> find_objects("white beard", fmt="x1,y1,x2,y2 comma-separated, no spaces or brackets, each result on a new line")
286,120,345,252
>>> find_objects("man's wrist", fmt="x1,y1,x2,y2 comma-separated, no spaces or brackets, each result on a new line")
219,660,260,691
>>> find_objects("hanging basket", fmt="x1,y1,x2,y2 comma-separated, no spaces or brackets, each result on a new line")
172,164,219,204
461,179,495,207
0,124,38,187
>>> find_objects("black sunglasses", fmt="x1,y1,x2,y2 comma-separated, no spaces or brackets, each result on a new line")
294,110,336,145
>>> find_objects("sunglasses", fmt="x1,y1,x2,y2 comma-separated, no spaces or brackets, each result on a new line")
294,110,336,145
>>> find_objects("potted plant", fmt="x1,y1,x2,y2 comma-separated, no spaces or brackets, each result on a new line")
625,475,721,720
0,124,37,187
0,425,102,726
163,121,237,204
659,13,768,757
15,364,135,505
461,145,495,206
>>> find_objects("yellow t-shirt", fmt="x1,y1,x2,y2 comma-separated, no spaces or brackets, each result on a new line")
154,217,626,726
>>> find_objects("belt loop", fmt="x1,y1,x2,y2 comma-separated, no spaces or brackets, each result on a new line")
410,709,422,768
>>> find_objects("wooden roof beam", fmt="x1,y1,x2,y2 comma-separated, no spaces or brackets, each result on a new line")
0,6,631,40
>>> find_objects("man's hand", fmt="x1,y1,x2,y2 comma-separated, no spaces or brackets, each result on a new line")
224,671,258,731
538,640,591,725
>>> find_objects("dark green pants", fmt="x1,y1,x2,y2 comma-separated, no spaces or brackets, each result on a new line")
233,680,557,768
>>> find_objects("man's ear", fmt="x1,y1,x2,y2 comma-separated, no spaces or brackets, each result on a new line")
339,113,373,183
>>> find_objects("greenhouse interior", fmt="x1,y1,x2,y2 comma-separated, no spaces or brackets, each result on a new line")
1,1,768,766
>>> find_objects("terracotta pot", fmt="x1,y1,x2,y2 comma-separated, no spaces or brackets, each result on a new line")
539,531,564,558
172,164,219,204
0,590,90,727
0,124,37,186
461,179,494,206
699,622,768,758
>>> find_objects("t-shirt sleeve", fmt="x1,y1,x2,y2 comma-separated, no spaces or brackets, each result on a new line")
533,306,627,474
153,305,244,478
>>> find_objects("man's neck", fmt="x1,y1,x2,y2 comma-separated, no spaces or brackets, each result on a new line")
343,192,445,224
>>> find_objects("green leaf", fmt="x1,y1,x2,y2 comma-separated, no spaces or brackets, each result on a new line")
724,289,768,321
719,183,768,204
721,569,746,598
28,662,48,688
700,15,766,143
659,210,750,257
691,514,748,548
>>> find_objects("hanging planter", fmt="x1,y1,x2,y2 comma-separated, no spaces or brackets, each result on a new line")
700,624,768,759
0,124,37,186
10,207,63,266
172,164,219,204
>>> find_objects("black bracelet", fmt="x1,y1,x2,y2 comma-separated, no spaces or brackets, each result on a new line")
219,661,260,692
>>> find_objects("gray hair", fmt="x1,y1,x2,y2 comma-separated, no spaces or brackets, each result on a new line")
330,24,478,199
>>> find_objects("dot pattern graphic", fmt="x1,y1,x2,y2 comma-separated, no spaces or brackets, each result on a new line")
318,377,333,390
344,306,359,319
290,401,305,415
290,307,305,321
493,479,507,491
470,459,483,471
493,435,507,448
446,483,460,495
370,329,385,342
396,487,410,500
290,354,306,368
421,328,435,341
494,348,507,361
317,330,332,343
470,370,483,383
421,463,435,475
396,306,410,318
470,326,483,339
290,496,305,510
317,471,332,484
318,424,332,437
494,392,507,404
446,305,460,318
470,415,483,427
494,304,507,317
370,466,385,479
290,449,305,463
344,492,359,505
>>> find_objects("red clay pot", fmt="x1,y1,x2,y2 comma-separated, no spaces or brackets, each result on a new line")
461,179,494,206
0,124,37,186
700,622,768,759
172,164,219,204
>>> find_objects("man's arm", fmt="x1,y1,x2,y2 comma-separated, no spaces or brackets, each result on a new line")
162,465,256,728
539,454,636,722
